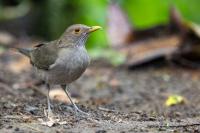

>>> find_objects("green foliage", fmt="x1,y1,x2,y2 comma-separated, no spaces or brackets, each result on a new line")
42,0,108,50
172,0,200,23
40,0,200,48
1,0,199,44
0,0,200,65
36,0,200,65
75,0,108,50
121,0,200,29
121,0,169,29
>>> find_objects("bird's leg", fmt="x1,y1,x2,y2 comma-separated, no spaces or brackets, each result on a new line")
46,84,54,118
61,85,89,116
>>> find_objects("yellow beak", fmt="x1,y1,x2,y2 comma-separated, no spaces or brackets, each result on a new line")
88,26,102,33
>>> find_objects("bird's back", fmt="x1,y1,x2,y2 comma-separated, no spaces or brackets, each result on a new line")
30,41,59,70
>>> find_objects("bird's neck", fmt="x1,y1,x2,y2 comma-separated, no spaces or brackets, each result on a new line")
56,34,89,48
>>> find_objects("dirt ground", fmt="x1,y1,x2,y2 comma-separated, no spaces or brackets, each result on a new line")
1,51,200,133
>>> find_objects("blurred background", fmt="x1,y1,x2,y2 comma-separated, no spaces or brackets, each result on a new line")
0,0,200,66
1,0,200,132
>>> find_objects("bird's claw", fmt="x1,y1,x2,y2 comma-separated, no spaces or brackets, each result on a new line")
44,108,55,120
73,105,89,117
47,111,55,119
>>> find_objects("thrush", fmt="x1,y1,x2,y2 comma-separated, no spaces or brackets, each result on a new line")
17,24,101,117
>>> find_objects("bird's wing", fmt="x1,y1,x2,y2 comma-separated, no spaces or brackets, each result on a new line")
30,40,59,70
34,43,46,48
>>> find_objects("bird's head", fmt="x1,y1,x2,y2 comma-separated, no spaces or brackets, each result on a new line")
59,24,102,47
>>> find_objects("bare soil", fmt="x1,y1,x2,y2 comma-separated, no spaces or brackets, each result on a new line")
1,53,200,133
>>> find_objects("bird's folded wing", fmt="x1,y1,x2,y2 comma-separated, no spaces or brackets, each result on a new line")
30,41,59,70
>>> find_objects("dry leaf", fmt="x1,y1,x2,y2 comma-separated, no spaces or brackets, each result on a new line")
107,3,133,47
120,35,181,66
38,118,67,127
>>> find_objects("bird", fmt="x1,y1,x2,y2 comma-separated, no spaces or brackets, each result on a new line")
16,24,102,117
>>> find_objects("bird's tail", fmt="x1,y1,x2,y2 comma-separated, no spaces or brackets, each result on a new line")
0,44,31,58
17,48,31,58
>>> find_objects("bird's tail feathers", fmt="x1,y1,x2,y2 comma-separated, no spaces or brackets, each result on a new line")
0,44,31,57
17,48,31,57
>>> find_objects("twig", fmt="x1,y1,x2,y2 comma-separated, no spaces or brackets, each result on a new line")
1,115,43,120
0,82,19,95
31,85,47,96
2,115,22,120
98,106,118,113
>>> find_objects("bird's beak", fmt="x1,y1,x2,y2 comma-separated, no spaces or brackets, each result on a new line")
88,26,102,33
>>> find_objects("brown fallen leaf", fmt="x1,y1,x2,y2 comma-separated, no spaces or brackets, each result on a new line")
120,35,181,66
38,117,67,127
106,4,200,67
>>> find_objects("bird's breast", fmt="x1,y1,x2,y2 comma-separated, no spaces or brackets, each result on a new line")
37,46,90,84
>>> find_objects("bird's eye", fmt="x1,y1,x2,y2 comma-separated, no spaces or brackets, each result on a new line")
74,28,80,34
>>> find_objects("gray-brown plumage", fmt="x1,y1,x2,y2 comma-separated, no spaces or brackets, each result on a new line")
17,24,101,117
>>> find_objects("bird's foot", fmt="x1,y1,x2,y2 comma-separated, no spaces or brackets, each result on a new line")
73,104,89,117
72,105,101,123
47,111,55,120
44,108,56,120
41,109,62,127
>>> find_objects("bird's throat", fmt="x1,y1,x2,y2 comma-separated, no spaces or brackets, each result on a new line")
76,34,89,47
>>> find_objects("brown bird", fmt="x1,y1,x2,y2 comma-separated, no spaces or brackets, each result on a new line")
17,24,102,117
